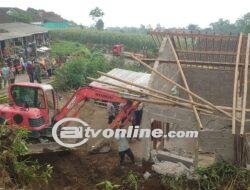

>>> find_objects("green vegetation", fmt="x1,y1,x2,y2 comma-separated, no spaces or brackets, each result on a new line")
49,29,156,52
54,50,113,90
0,125,53,188
50,40,91,58
96,180,120,190
7,9,32,23
52,41,147,90
89,7,105,30
161,162,250,190
125,171,140,190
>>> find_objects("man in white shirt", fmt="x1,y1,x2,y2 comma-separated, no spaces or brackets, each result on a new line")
116,134,135,166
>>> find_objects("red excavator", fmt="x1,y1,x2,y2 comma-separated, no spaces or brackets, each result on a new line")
0,83,139,153
0,83,139,154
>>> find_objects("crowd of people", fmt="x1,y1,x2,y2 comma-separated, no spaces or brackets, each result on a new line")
0,56,55,89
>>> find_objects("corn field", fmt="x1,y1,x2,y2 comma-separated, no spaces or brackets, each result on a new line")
49,29,157,52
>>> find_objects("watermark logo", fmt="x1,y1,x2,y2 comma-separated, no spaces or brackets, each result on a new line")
52,117,198,148
52,117,89,148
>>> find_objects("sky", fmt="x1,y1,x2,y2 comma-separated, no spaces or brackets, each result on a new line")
0,0,249,28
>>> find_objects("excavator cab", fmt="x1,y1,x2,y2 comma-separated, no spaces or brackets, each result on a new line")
2,83,58,132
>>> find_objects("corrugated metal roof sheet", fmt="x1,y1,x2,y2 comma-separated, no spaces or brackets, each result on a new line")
90,68,151,92
0,22,48,41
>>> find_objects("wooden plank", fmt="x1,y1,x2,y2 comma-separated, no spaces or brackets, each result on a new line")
88,77,213,114
240,33,250,135
232,33,243,134
131,55,240,121
176,49,238,56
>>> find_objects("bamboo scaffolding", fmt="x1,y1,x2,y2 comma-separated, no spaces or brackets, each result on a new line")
240,34,250,135
130,55,240,122
88,77,213,114
166,36,203,130
232,33,243,134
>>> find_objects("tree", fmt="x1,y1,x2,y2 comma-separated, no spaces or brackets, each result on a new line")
187,24,200,31
89,7,104,20
236,12,250,33
89,7,105,30
209,19,238,34
7,9,32,23
95,19,104,30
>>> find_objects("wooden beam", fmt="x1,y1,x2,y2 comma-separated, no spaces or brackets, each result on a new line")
131,55,239,121
88,77,213,114
167,36,203,130
232,33,243,134
167,36,201,168
97,71,212,110
150,31,240,39
141,59,245,67
240,33,250,135
176,50,239,56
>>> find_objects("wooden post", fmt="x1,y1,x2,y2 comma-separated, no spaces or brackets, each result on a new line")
240,33,250,135
131,55,239,121
232,33,243,134
166,36,202,167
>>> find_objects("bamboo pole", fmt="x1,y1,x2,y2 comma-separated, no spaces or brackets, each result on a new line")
97,71,250,115
166,36,201,168
218,106,250,113
240,33,250,135
232,33,243,134
97,71,212,111
88,77,213,114
131,55,239,121
166,36,203,129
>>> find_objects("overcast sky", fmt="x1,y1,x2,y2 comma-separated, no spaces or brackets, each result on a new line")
1,0,249,28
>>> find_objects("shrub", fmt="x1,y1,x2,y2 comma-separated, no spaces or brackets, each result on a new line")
54,50,113,90
50,40,91,58
0,125,53,188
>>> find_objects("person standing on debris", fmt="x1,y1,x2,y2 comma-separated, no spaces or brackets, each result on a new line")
107,102,116,124
1,63,9,88
116,130,135,166
26,61,35,83
34,61,42,83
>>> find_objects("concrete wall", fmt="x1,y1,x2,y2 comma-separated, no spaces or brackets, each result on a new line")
179,68,234,106
140,37,245,163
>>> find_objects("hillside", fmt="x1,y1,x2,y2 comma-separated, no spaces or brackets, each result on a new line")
0,7,74,24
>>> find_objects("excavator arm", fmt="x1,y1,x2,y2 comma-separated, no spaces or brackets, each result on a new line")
54,86,139,128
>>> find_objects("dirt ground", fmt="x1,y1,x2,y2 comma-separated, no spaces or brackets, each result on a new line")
25,101,163,190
